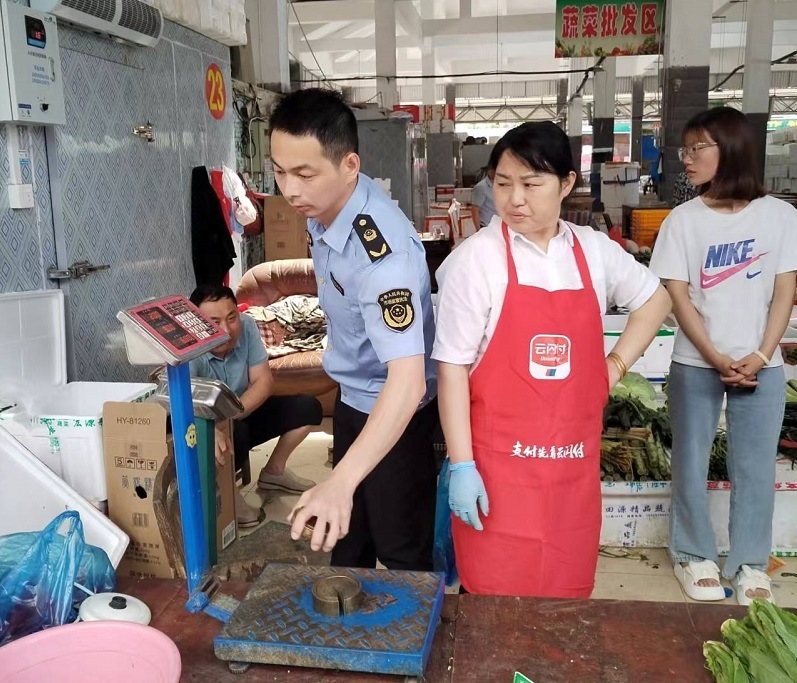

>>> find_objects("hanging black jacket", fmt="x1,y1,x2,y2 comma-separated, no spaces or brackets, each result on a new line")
191,166,236,287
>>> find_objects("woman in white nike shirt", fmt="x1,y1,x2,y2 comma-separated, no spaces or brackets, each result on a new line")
650,108,797,606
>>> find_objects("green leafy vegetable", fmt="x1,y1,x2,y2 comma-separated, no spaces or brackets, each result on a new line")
703,641,751,683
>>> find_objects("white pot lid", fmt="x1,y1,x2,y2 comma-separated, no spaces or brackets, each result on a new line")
78,593,152,625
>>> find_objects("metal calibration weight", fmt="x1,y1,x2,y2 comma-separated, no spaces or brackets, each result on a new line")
312,576,365,618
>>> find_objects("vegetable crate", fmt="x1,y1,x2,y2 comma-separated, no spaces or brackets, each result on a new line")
603,314,675,381
600,461,797,555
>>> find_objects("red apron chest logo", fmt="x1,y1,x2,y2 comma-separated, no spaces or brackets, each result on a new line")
530,334,571,380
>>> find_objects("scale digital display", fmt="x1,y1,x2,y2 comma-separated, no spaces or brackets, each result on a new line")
25,15,46,49
118,295,230,365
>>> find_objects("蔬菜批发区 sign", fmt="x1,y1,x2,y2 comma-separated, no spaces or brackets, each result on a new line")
555,1,664,58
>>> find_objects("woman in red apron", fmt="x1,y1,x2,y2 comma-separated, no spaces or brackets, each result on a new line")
433,122,671,597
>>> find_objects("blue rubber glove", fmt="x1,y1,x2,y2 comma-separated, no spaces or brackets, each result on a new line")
448,461,489,531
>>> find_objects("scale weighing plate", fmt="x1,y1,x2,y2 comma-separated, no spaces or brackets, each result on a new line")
214,564,445,677
151,377,243,421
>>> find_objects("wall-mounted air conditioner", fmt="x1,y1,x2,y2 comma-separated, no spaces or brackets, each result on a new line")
30,0,163,48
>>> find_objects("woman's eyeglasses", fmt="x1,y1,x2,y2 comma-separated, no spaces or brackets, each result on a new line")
678,143,718,162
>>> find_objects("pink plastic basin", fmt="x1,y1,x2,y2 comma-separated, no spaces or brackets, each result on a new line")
0,621,181,683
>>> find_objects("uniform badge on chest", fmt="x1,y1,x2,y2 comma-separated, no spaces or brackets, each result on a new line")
529,334,571,380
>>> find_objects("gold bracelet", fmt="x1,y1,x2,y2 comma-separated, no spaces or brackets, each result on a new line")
607,352,628,378
753,350,770,366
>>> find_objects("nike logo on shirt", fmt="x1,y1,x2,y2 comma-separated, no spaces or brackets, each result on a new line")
700,239,769,289
746,270,762,279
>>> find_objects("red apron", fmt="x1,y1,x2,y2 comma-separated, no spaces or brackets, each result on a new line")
453,222,608,597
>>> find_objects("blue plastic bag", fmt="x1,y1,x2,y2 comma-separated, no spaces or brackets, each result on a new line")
433,457,458,586
0,511,116,644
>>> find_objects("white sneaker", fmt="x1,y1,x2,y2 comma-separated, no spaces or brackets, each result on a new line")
257,468,315,493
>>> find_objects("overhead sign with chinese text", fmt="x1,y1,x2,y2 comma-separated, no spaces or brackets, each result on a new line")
555,1,664,58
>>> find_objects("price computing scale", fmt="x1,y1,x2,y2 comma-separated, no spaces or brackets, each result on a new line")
117,295,444,677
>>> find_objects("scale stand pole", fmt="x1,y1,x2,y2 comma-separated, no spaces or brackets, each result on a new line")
166,363,211,611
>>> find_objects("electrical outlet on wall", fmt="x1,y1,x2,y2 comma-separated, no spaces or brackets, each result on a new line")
8,184,34,209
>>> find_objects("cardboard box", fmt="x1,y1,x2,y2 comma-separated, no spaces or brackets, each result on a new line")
263,196,309,261
103,402,173,579
214,419,237,554
103,402,236,579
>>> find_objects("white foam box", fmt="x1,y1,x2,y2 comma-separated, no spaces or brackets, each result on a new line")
426,119,441,134
0,291,155,504
453,188,472,204
603,313,675,380
434,186,455,201
770,130,787,144
601,461,797,555
0,425,128,566
428,202,451,216
601,163,640,209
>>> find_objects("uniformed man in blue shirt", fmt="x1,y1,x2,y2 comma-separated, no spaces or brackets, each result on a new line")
270,88,438,571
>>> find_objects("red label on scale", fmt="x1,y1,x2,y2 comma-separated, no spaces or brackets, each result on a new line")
126,296,228,361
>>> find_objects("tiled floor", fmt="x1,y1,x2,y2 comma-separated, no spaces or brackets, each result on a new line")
239,418,797,608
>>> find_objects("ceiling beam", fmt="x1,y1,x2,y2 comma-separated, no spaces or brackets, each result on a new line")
289,0,374,25
303,20,352,41
423,13,555,37
395,0,422,42
294,35,416,52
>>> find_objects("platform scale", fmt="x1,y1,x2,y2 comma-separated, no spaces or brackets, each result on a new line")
117,295,445,677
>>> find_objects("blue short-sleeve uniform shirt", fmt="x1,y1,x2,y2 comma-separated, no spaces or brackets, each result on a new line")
189,314,267,397
307,174,437,414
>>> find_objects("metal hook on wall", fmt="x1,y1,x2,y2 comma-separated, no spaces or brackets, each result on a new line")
133,122,155,142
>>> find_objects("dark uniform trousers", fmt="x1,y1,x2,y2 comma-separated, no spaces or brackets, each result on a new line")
330,396,438,571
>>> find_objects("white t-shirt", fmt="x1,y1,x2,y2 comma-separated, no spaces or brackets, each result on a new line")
649,195,797,368
432,217,661,368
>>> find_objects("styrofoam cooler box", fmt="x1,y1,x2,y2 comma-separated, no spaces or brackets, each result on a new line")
601,461,797,555
0,425,128,566
603,314,675,380
601,162,640,209
453,187,473,204
0,291,155,504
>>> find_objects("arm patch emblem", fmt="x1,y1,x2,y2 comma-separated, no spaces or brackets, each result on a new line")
377,289,415,332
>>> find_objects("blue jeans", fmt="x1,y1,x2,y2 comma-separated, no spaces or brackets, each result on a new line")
668,361,785,578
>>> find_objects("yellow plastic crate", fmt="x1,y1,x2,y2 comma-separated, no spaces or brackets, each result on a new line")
631,209,671,247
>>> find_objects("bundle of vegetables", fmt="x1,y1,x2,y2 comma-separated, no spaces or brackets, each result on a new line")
704,599,797,682
778,381,797,465
601,373,671,481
